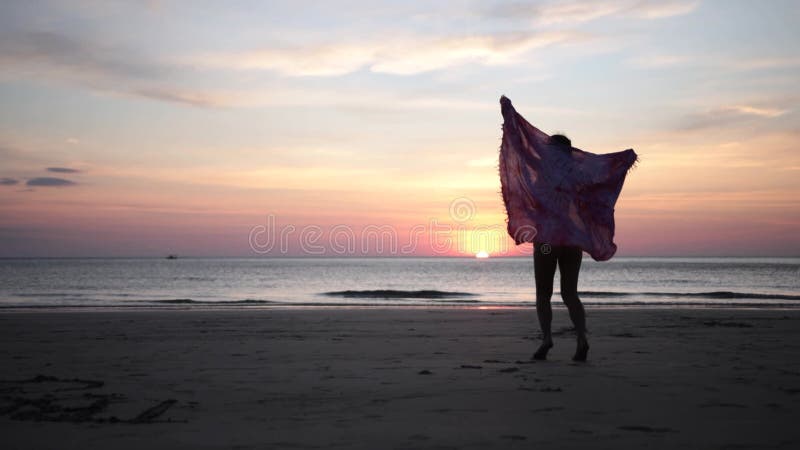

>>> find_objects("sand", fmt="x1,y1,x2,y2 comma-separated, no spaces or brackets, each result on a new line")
1,307,799,449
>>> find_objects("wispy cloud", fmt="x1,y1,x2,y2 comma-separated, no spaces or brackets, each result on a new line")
0,31,162,80
492,0,699,25
191,43,376,77
47,167,81,173
372,32,582,75
679,103,791,130
130,87,230,108
627,54,800,72
627,0,699,19
722,105,788,118
0,177,19,186
724,56,800,71
533,1,627,24
26,177,76,187
190,31,587,77
130,86,495,111
0,30,217,108
0,27,587,109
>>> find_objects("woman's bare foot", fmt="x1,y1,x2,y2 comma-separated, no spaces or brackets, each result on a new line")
572,335,589,362
532,339,553,360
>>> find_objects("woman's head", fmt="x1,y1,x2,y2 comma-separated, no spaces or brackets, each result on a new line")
549,134,572,147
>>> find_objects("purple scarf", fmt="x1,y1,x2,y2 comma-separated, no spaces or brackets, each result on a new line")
499,96,638,261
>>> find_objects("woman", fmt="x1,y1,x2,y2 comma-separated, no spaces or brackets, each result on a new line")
499,96,637,363
531,135,589,362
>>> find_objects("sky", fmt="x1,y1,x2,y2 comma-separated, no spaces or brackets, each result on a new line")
0,0,798,257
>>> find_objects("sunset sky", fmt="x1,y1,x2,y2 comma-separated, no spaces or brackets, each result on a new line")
1,0,798,257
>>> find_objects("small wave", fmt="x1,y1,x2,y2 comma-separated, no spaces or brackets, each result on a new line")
579,291,800,300
14,292,88,297
579,301,800,308
152,299,277,305
432,299,482,303
323,290,477,299
172,276,216,282
154,299,196,304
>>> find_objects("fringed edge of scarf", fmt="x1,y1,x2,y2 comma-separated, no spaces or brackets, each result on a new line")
497,134,512,229
628,150,641,172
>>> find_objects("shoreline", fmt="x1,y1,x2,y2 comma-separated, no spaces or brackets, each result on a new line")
2,303,800,313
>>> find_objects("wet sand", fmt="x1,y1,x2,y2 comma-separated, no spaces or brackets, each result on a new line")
1,307,799,449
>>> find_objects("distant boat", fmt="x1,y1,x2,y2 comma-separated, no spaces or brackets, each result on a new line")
166,254,178,260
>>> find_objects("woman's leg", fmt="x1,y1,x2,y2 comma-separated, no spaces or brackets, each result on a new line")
558,246,589,361
533,243,557,359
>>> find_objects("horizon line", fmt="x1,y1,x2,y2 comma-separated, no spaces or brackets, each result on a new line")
1,255,798,260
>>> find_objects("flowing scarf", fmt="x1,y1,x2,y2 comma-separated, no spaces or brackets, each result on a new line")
499,96,638,261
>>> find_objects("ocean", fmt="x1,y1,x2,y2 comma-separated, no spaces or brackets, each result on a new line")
0,257,798,309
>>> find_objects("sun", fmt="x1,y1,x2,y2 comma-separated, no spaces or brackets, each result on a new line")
475,251,490,259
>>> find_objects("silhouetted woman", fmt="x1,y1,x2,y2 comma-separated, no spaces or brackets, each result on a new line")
532,134,589,362
500,96,636,361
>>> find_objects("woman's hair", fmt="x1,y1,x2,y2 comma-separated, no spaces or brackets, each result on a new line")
549,134,572,147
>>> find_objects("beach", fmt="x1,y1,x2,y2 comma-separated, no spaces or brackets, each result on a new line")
1,307,798,449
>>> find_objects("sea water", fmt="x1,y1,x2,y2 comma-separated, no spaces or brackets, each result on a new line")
0,257,798,309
